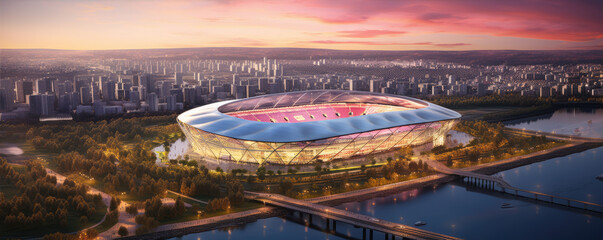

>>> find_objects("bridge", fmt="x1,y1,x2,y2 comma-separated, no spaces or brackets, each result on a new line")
245,191,461,240
504,127,603,143
423,157,603,214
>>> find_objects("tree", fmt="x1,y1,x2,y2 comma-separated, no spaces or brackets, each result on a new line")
314,162,322,176
205,197,230,212
267,170,274,176
256,166,266,181
175,197,185,216
126,205,138,215
118,226,129,237
279,179,294,195
398,146,413,160
215,167,223,173
247,175,256,183
80,216,88,225
110,197,120,211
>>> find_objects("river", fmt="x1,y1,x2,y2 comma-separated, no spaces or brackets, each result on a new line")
171,107,603,240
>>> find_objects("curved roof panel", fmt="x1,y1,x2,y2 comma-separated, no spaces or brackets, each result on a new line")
178,90,461,142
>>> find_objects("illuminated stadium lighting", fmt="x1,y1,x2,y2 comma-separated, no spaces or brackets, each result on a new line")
177,90,461,165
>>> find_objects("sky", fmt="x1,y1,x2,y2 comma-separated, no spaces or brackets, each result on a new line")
0,0,602,50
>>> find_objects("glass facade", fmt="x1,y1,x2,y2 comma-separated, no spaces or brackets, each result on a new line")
178,119,457,165
178,90,460,165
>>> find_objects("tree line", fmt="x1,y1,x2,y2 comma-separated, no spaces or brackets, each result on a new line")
0,158,103,233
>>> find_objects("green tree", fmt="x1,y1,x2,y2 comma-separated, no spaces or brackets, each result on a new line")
279,179,294,195
118,226,129,237
314,162,322,176
256,166,266,180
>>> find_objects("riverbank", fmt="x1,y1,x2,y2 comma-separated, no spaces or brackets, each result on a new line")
115,138,602,240
118,207,286,240
465,102,603,123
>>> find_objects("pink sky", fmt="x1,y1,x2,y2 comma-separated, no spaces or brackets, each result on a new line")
0,0,601,50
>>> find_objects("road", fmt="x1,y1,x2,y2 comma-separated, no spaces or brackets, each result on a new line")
167,190,208,204
246,191,461,240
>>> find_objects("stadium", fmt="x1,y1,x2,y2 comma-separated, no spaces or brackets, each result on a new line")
177,90,461,165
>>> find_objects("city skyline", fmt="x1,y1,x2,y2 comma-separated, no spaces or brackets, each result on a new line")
1,0,602,51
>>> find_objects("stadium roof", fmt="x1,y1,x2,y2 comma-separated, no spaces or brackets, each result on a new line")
177,90,461,142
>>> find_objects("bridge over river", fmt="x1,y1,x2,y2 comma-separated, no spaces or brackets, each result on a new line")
245,191,461,240
423,157,603,214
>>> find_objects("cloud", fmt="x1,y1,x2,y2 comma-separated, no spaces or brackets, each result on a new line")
286,0,603,41
336,30,406,38
286,13,368,24
417,13,464,21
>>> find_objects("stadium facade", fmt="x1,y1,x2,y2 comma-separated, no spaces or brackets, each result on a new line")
177,90,461,165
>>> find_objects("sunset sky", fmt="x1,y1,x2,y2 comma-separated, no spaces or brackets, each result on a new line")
1,0,602,50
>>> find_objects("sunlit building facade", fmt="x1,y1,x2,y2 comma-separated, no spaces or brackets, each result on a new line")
178,90,460,165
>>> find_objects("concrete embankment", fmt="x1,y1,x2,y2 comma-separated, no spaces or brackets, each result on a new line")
463,142,603,176
118,207,286,240
117,141,602,240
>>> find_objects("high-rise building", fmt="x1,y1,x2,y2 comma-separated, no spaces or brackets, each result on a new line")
246,85,257,98
129,89,140,107
36,78,55,94
539,87,551,98
80,87,92,105
166,95,177,111
91,83,101,102
347,79,358,91
284,79,294,92
58,94,72,113
0,79,15,112
183,87,196,107
448,75,456,85
235,85,247,99
15,81,33,103
370,80,381,93
101,80,116,101
28,94,55,117
0,89,11,112
93,101,106,117
174,72,183,86
147,93,158,112
258,78,269,93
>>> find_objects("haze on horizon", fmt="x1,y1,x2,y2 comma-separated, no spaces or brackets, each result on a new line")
0,0,602,51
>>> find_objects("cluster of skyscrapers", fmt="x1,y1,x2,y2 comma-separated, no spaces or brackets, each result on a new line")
0,57,601,121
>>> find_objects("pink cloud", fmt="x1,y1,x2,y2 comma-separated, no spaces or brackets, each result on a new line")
284,0,603,42
336,30,406,38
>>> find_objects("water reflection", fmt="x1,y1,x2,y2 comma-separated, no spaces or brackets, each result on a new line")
506,107,603,138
